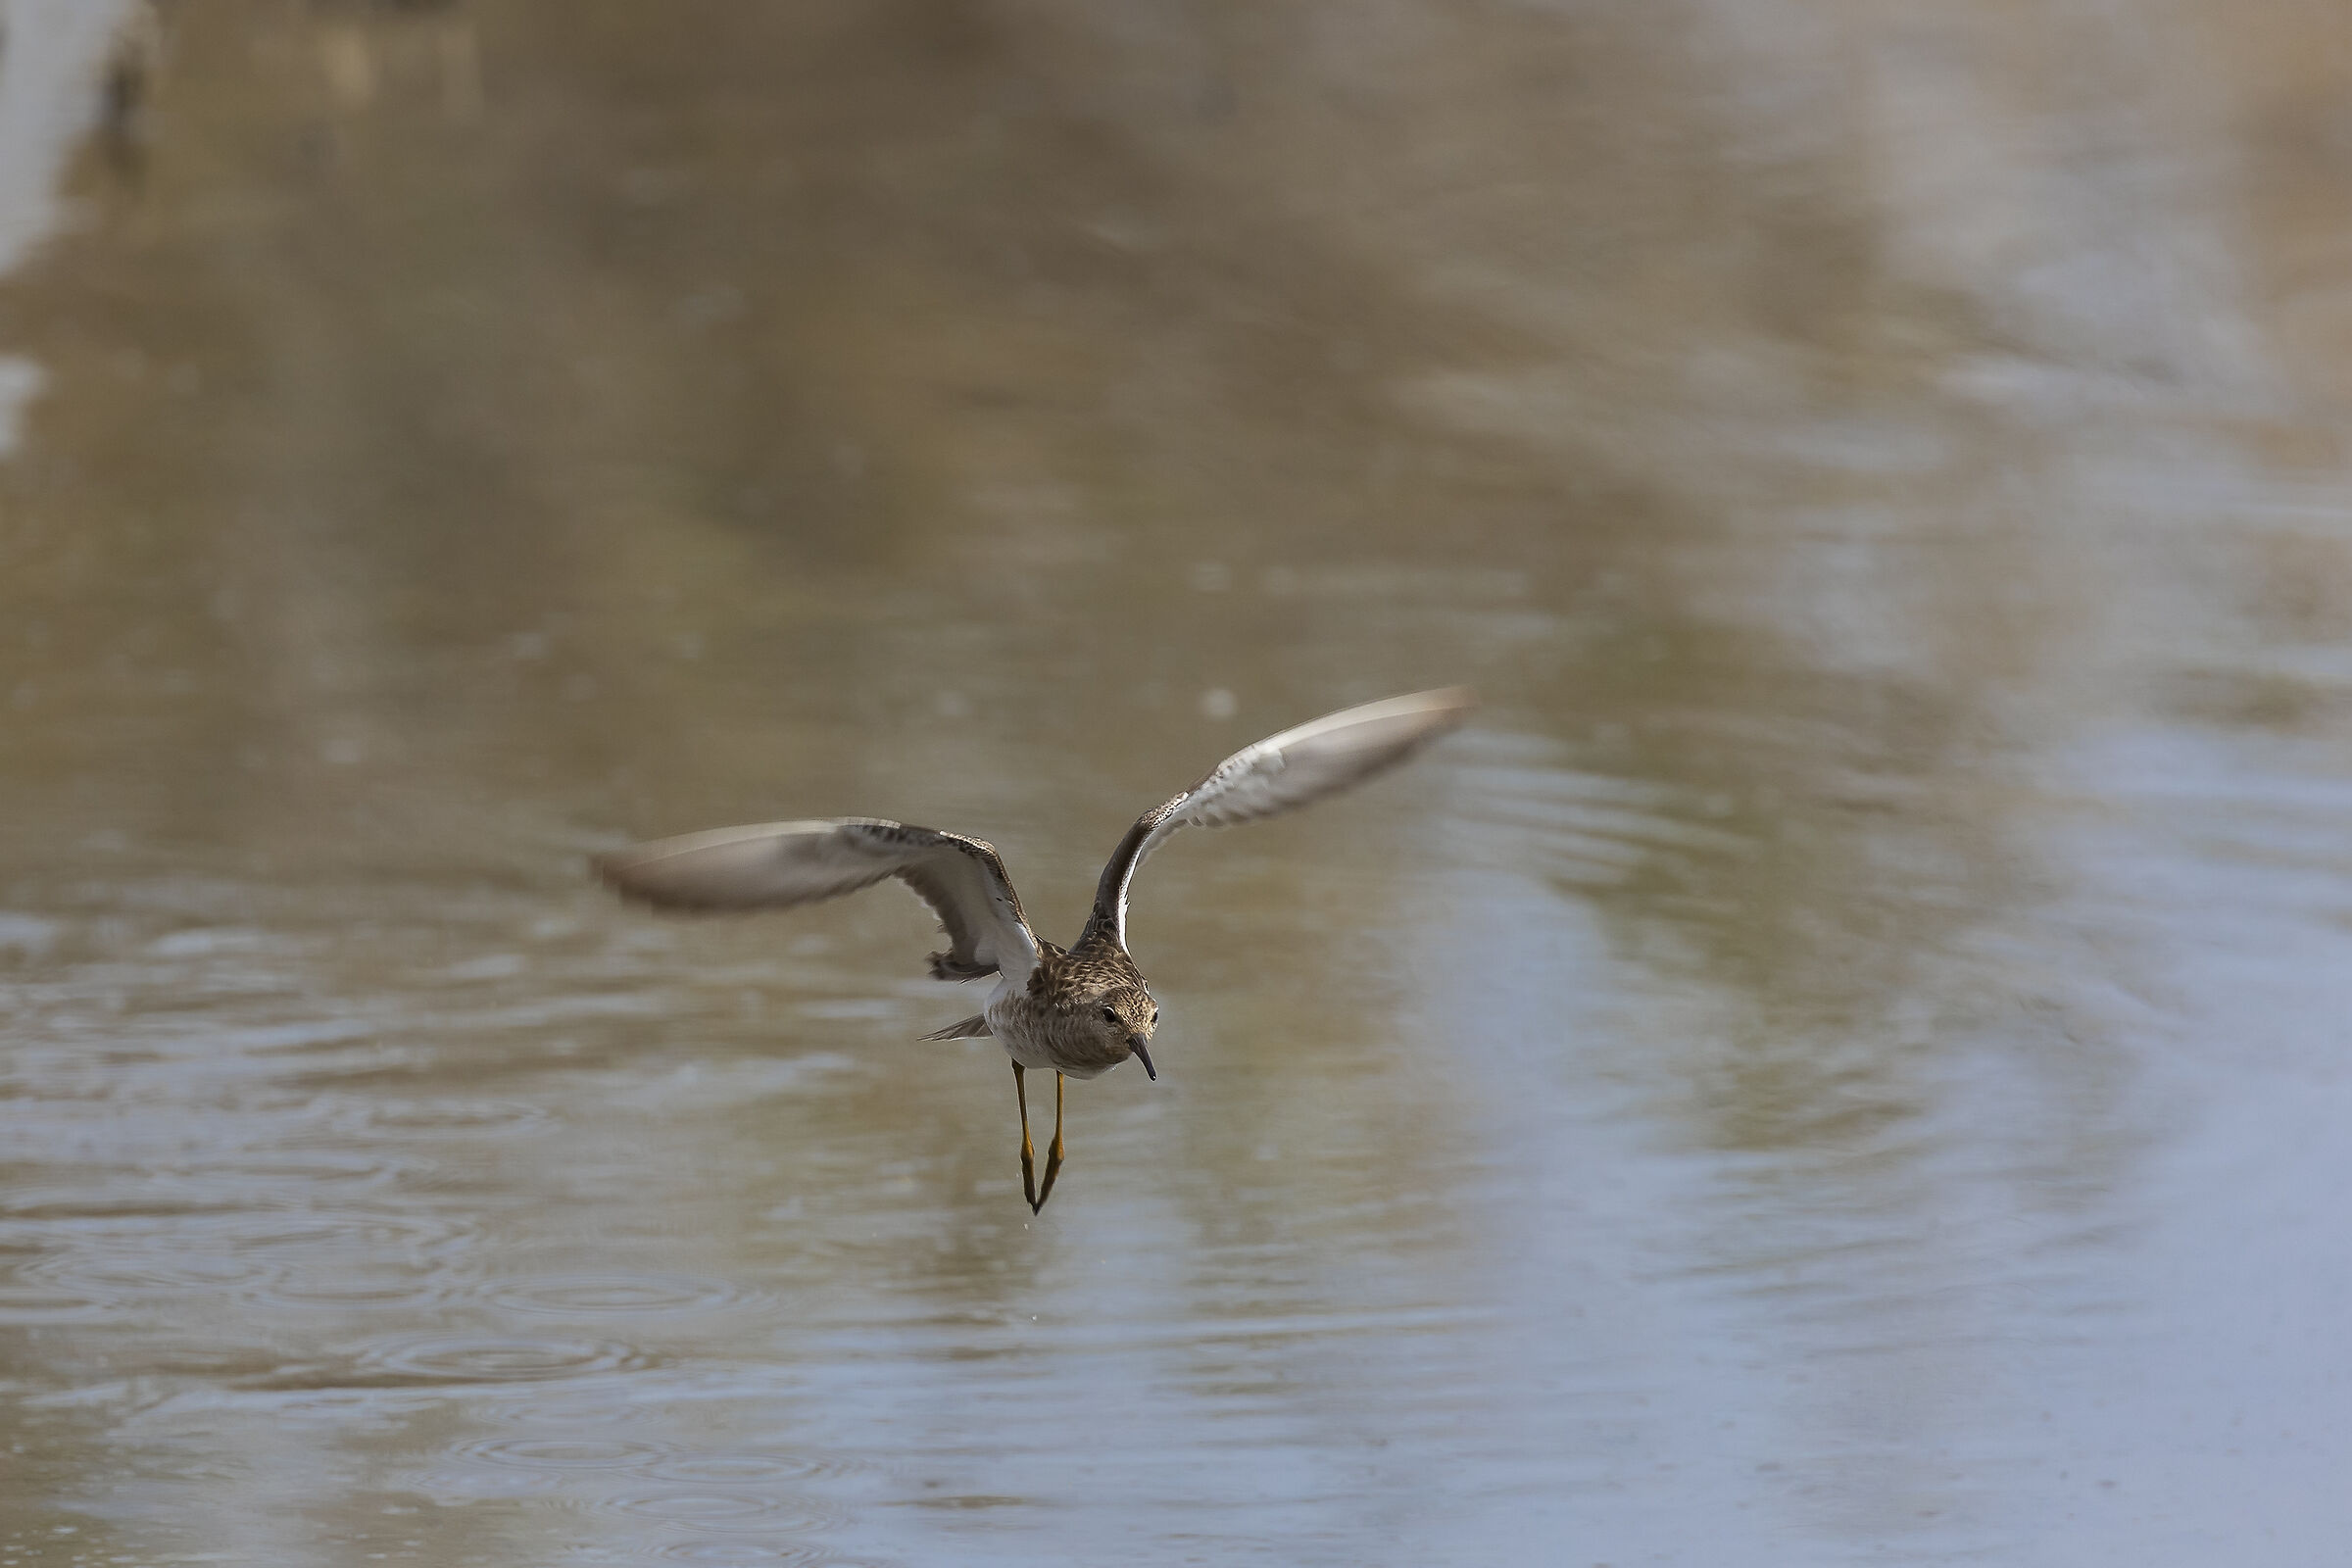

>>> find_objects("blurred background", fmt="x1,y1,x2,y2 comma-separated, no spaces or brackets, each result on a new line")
3,1,2351,1563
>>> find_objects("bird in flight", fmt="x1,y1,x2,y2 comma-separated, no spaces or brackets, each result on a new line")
594,688,1474,1213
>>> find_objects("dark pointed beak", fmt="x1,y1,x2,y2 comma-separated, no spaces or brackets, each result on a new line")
1127,1036,1156,1081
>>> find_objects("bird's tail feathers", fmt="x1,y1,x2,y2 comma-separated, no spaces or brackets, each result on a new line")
920,1013,992,1041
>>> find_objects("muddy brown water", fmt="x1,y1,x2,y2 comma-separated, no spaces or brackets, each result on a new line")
2,3,2351,1564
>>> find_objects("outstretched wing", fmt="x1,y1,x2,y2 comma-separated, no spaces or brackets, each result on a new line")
595,817,1040,985
1083,688,1475,949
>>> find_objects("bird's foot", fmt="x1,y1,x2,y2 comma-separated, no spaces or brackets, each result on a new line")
1034,1133,1064,1213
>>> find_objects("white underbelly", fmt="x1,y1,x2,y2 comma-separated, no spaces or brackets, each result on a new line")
985,980,1126,1079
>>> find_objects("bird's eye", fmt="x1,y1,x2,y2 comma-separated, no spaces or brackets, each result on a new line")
1101,1005,1118,1024
1151,1007,1158,1024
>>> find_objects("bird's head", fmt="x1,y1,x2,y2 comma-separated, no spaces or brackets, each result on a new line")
1084,984,1158,1079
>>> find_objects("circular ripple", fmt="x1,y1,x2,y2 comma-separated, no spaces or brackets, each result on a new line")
407,1465,559,1500
334,1098,554,1141
359,1333,652,1384
175,1149,404,1187
609,1491,837,1535
485,1273,749,1316
256,1263,452,1311
0,1190,238,1222
165,1163,409,1210
461,1436,679,1472
650,1544,838,1566
642,1452,854,1487
24,1249,278,1298
225,1208,473,1310
220,1208,475,1256
0,1283,116,1324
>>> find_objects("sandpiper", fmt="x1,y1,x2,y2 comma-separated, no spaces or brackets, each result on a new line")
594,688,1474,1212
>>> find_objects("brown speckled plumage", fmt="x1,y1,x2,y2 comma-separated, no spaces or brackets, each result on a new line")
594,688,1474,1211
988,936,1157,1078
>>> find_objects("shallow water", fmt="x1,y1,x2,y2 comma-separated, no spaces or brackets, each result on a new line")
3,2,2351,1563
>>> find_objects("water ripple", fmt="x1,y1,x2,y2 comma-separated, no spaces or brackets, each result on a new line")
330,1097,555,1141
356,1333,653,1385
171,1149,409,1191
0,1281,116,1324
609,1489,840,1535
23,1248,278,1300
220,1208,475,1256
648,1543,845,1566
226,1207,474,1309
642,1451,861,1487
459,1435,681,1471
483,1272,756,1317
252,1261,455,1311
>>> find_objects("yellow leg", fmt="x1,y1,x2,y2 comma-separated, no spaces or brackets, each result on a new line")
1034,1072,1067,1213
1014,1063,1040,1212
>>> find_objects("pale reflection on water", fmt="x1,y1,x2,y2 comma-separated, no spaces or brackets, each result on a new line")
2,1,2351,1563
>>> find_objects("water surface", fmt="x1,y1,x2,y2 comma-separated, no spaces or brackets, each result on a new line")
3,3,2351,1563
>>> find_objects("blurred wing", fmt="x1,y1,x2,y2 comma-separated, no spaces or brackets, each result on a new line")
1084,687,1475,948
595,817,1039,984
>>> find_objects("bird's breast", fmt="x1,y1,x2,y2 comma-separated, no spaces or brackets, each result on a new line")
985,988,1129,1079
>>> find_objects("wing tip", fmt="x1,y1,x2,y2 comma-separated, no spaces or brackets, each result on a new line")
1281,686,1479,746
591,849,704,912
589,847,644,897
590,840,776,914
1309,685,1477,757
1385,685,1480,726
